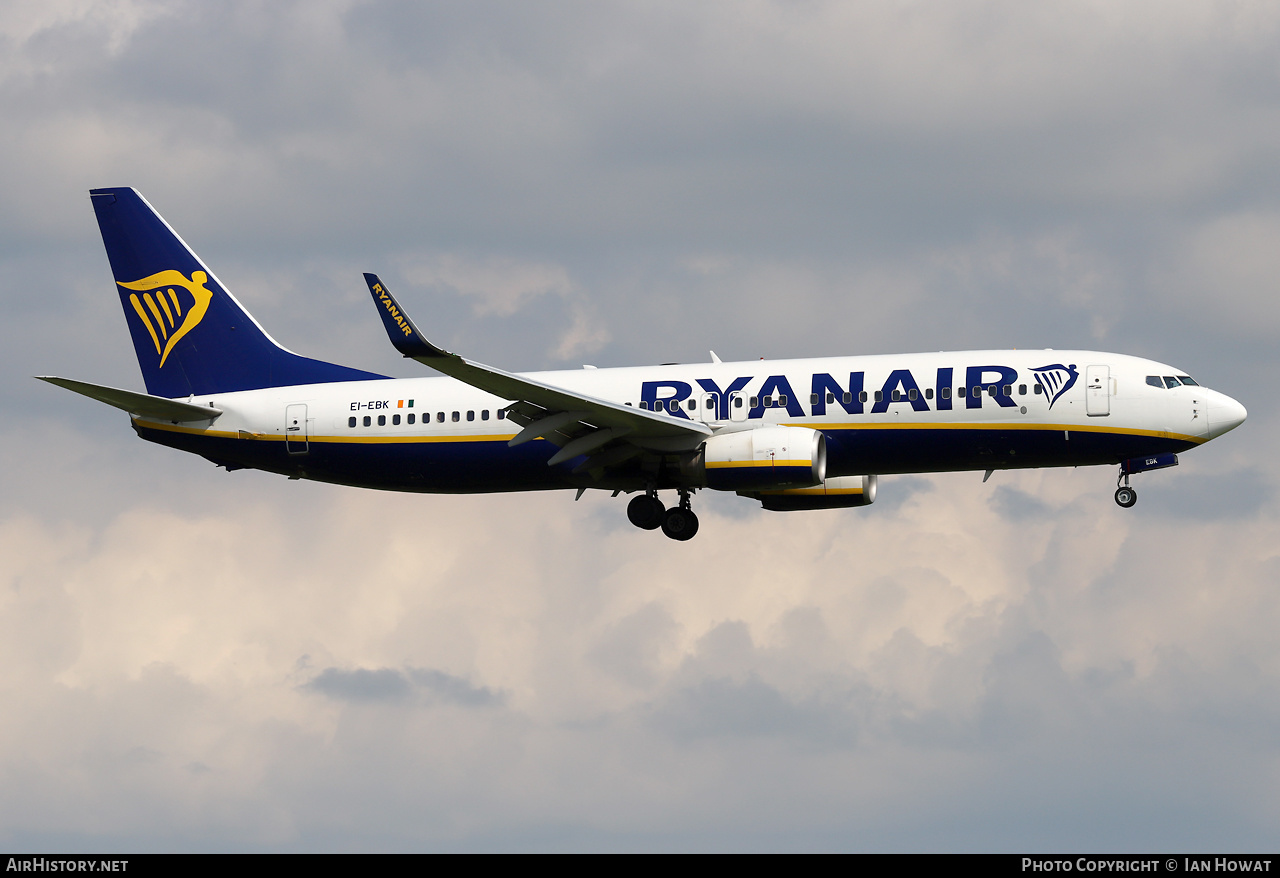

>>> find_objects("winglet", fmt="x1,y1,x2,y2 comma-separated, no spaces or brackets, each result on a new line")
363,273,446,360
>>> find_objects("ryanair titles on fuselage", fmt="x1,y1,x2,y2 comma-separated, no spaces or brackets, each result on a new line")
639,362,1079,421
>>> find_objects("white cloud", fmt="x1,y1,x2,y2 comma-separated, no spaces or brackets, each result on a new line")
400,254,575,317
1,463,1276,847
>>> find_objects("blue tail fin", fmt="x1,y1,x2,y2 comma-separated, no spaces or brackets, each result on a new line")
90,187,385,398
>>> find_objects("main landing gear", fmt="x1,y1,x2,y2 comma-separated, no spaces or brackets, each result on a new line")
1115,466,1137,508
626,488,699,541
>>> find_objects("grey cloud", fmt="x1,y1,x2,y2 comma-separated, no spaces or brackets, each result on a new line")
872,475,935,515
589,602,680,687
650,674,862,745
990,485,1056,521
304,666,503,707
1138,468,1271,520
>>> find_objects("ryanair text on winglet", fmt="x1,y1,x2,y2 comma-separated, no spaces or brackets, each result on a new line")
372,282,413,337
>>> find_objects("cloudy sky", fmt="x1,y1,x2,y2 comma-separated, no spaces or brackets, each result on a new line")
2,0,1277,852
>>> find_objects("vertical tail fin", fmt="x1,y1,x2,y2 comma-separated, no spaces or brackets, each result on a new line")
91,187,385,398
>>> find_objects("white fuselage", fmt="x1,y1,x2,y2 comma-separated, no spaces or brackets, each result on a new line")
130,349,1245,495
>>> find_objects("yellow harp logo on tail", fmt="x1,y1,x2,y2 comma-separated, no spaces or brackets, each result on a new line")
118,270,214,368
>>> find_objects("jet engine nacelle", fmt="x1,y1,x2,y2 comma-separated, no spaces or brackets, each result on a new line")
740,474,877,511
697,426,826,491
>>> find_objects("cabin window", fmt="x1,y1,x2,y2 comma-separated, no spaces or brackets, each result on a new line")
392,414,401,425
925,388,934,400
407,413,415,424
958,387,967,398
452,411,460,422
842,392,852,404
668,400,680,413
987,385,997,397
497,410,506,419
481,410,489,421
1034,384,1043,394
891,390,901,402
363,416,371,427
763,397,773,408
941,387,951,399
706,398,715,410
733,396,743,409
825,393,834,404
778,395,788,406
687,399,696,411
859,391,868,403
348,417,357,428
750,396,759,407
812,393,820,406
466,411,475,421
1002,385,1011,396
1018,384,1027,396
377,415,386,426
1179,376,1198,386
639,401,649,410
908,388,918,401
874,390,883,402
1164,376,1180,389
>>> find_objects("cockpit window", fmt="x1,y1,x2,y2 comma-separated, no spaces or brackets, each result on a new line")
1163,376,1181,389
1146,376,1163,388
1178,375,1199,386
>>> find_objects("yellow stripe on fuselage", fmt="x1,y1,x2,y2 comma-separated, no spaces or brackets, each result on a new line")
134,420,519,444
705,459,814,469
788,420,1207,445
758,487,864,496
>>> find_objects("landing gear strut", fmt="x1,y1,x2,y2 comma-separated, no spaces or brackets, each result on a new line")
661,489,699,541
1115,468,1137,508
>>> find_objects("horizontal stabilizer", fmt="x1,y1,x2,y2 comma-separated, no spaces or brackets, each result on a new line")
37,376,223,422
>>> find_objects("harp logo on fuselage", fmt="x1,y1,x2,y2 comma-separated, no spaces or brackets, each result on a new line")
1030,364,1079,410
119,270,214,368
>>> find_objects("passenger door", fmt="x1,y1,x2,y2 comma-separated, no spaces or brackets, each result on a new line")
1086,365,1110,417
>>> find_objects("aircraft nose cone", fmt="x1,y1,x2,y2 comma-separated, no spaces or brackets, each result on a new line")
1208,392,1247,438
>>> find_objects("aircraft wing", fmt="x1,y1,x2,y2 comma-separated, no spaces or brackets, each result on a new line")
37,376,223,422
363,274,709,468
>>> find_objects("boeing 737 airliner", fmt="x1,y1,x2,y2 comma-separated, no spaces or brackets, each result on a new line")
40,188,1247,540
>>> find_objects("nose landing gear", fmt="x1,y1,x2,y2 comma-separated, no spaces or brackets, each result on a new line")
1115,467,1137,508
1112,453,1178,508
